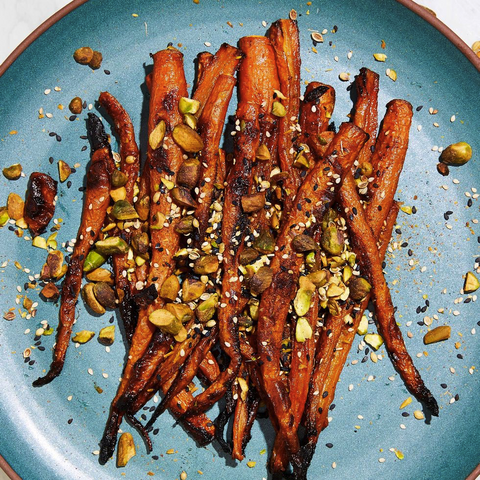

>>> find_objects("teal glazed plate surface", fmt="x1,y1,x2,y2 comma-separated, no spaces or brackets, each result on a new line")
0,1,479,479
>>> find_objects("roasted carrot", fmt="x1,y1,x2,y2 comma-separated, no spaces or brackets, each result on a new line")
257,123,367,463
192,43,243,118
33,113,114,386
99,47,188,464
98,91,141,344
342,176,438,413
267,19,302,211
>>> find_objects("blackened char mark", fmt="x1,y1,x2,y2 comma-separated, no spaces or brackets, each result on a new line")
87,113,110,151
304,85,329,104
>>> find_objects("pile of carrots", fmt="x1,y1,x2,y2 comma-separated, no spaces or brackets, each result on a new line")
33,16,438,479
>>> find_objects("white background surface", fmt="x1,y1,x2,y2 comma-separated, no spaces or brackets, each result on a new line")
0,0,478,479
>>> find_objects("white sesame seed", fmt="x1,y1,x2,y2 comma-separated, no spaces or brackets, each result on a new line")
204,41,211,47
417,125,422,131
450,115,456,122
400,423,406,429
88,368,94,375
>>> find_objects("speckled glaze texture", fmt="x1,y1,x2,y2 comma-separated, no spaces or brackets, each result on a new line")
0,1,479,479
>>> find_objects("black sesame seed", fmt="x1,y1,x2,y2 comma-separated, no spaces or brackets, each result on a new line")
104,69,111,75
318,407,323,414
153,428,159,435
416,306,421,314
68,418,73,424
401,242,408,247
69,115,77,121
464,297,471,303
49,156,54,164
29,360,35,365
152,455,159,460
444,213,450,220
467,198,473,207
56,134,62,142
412,206,417,214
440,383,448,389
38,346,45,351
457,354,463,359
401,412,410,417
81,145,87,151
326,443,333,448
454,393,459,401
361,356,368,363
322,391,328,398
80,135,88,140
416,105,423,111
329,403,336,411
364,347,370,355
67,181,72,189
49,131,56,137
408,249,413,256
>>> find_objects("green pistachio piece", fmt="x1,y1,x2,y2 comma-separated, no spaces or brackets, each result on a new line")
159,274,181,302
175,215,195,235
295,317,313,343
357,315,368,335
172,124,204,153
182,277,206,303
241,192,266,213
3,163,23,180
183,113,198,130
364,333,384,350
149,120,166,150
0,207,10,228
439,142,472,166
135,195,150,221
72,330,95,344
271,101,287,117
196,293,219,323
177,158,201,189
165,303,194,323
249,266,273,296
293,277,316,317
320,225,344,255
349,276,372,300
149,308,183,335
58,160,72,183
464,271,479,293
194,255,219,275
81,283,105,314
93,282,116,309
239,247,259,266
83,250,107,272
248,298,260,321
321,208,338,231
111,200,139,220
171,187,198,209
292,234,318,252
423,325,451,345
307,269,328,287
255,144,271,161
98,325,115,345
179,97,200,115
253,228,275,254
95,236,129,255
111,170,128,188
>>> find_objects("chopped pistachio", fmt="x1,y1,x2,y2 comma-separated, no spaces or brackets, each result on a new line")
271,101,287,117
177,158,201,189
255,144,271,161
72,330,95,344
196,293,219,323
82,283,106,314
349,276,371,300
295,317,313,343
171,187,198,209
357,315,368,335
110,187,127,202
174,326,188,342
321,225,344,255
172,124,204,153
111,200,139,220
83,250,107,272
149,308,183,335
2,164,22,180
151,212,166,230
58,160,72,183
159,274,181,302
364,333,384,350
423,325,451,345
239,247,259,265
93,282,116,309
165,303,193,323
32,236,47,250
7,193,24,221
111,170,128,188
359,161,373,176
182,277,206,303
194,255,219,275
248,298,260,320
294,278,315,317
135,195,150,221
46,250,64,278
149,120,166,150
95,236,129,255
292,234,318,252
183,112,198,130
175,215,195,235
386,68,397,81
98,325,115,345
307,269,328,287
321,208,337,231
342,264,353,284
117,432,136,467
253,228,275,254
464,271,479,293
0,207,9,228
293,152,310,169
131,231,149,256
41,282,60,301
86,267,113,284
241,192,266,213
179,97,200,115
249,266,273,296
439,142,472,166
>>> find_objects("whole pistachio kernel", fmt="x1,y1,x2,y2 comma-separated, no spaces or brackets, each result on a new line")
439,142,472,166
271,101,287,117
2,164,22,180
111,170,128,188
423,325,451,345
149,308,183,335
292,234,318,252
296,317,313,343
98,325,115,345
111,200,139,220
320,225,344,255
72,330,95,344
196,293,219,323
349,276,372,300
172,124,204,153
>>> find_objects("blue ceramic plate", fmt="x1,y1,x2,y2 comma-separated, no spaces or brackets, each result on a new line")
0,1,479,479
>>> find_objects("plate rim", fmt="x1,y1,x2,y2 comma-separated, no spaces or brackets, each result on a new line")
0,1,479,479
